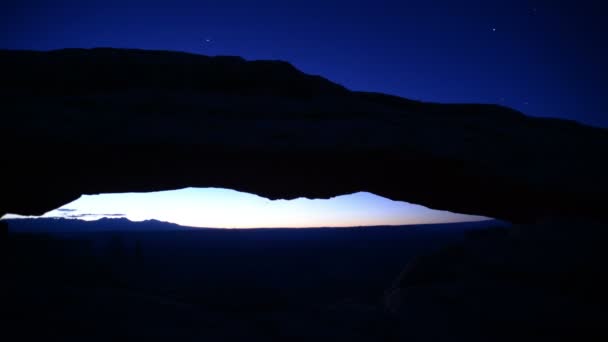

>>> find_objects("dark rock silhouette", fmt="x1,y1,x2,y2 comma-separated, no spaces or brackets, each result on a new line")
0,220,7,239
1,48,607,223
0,220,7,260
384,222,608,340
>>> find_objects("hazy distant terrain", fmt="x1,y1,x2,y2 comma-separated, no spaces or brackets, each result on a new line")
3,218,507,341
5,218,606,341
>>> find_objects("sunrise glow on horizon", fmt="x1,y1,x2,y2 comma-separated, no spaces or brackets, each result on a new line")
2,188,490,228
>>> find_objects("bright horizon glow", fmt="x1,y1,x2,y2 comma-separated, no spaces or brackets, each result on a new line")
2,188,490,228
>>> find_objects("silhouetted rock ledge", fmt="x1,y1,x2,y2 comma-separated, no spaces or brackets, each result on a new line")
384,222,608,340
1,48,607,223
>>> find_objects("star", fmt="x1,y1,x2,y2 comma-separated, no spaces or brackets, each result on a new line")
492,28,496,32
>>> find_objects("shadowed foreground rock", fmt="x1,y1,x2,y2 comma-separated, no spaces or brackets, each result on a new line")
1,48,607,223
384,223,608,341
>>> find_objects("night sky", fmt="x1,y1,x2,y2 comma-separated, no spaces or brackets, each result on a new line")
1,0,606,127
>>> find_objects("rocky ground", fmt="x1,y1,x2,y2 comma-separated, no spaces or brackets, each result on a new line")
385,221,608,341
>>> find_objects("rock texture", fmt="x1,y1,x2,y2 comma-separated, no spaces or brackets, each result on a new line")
1,48,607,222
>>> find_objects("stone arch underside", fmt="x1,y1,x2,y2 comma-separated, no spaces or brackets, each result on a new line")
1,48,607,224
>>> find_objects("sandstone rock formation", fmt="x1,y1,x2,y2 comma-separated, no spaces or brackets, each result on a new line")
1,48,607,222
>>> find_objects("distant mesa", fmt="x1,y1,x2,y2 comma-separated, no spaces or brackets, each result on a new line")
3,216,507,233
1,48,607,223
3,217,196,233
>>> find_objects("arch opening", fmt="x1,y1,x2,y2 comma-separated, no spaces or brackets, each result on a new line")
2,187,491,229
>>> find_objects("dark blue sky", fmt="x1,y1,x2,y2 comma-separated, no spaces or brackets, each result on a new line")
2,0,606,127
